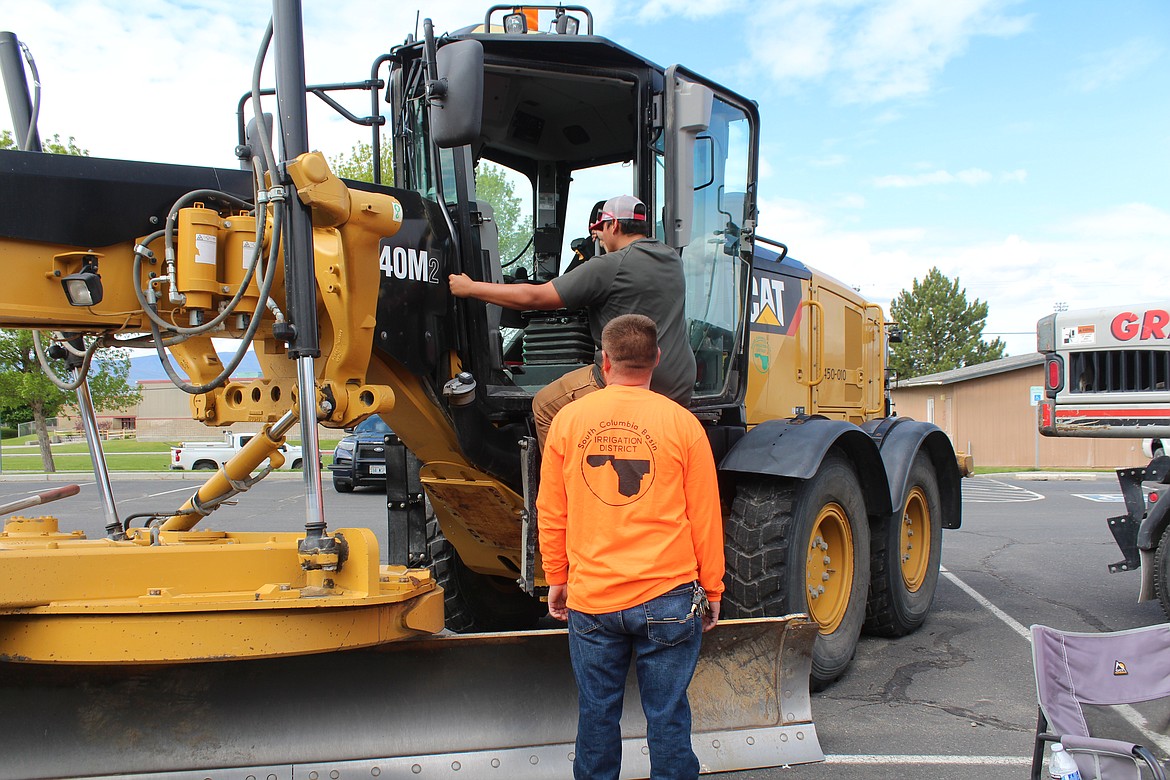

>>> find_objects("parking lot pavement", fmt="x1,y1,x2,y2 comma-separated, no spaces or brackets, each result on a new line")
723,475,1167,779
0,473,1165,779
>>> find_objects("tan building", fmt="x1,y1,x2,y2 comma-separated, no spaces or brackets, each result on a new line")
131,380,344,443
50,372,346,444
890,354,1147,470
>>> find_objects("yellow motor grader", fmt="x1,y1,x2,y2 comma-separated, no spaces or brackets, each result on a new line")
0,3,961,777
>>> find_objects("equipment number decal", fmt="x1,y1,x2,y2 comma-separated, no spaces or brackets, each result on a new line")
379,244,439,284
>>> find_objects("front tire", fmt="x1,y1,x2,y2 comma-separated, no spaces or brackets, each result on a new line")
724,450,871,689
426,515,546,632
864,452,943,637
1154,530,1170,620
333,477,353,493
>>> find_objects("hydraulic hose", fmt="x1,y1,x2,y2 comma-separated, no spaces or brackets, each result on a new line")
29,331,101,392
141,206,285,394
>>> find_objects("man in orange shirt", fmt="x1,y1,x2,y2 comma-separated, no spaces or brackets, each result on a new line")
537,313,724,780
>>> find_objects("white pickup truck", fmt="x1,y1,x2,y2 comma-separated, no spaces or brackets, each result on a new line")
169,430,305,471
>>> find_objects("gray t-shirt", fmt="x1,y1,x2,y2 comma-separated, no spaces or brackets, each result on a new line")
552,237,696,406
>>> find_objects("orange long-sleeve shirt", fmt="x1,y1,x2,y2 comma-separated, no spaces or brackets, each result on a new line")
537,384,724,614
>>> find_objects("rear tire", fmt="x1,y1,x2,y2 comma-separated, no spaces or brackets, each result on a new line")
426,515,546,632
193,460,217,471
723,450,870,689
864,452,942,637
291,459,303,470
1154,530,1170,620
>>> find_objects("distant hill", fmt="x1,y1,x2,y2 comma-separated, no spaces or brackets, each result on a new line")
130,351,262,384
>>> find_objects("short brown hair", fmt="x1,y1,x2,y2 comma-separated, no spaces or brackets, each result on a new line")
601,314,658,370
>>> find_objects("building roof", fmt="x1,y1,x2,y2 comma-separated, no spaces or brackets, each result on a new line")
893,352,1043,388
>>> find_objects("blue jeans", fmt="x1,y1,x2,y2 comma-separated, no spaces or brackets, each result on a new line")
567,583,702,780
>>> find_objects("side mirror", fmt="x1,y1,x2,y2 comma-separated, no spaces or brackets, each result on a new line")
431,39,484,148
663,67,713,250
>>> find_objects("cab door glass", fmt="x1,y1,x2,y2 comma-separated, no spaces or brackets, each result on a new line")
558,161,635,274
677,97,752,397
477,161,534,279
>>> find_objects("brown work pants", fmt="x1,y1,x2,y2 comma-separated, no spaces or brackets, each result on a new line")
532,364,601,450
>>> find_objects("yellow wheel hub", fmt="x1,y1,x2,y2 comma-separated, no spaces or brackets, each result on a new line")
805,503,853,633
900,486,931,592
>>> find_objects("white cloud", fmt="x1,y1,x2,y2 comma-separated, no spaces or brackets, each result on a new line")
1055,203,1170,240
635,0,747,21
836,194,867,209
873,167,990,187
809,153,848,167
8,1,499,166
744,0,1031,104
757,154,777,182
754,196,1170,356
1073,38,1163,93
871,167,1026,187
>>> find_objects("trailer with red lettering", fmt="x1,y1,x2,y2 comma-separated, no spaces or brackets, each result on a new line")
1037,304,1170,616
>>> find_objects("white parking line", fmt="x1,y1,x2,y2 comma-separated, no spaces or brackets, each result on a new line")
962,478,1045,503
10,482,94,496
825,754,1030,765
146,486,194,498
942,566,1170,754
941,567,1029,639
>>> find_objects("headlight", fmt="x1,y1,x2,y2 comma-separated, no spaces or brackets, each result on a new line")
334,440,356,455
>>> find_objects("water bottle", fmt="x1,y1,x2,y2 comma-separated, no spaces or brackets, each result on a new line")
1048,743,1082,780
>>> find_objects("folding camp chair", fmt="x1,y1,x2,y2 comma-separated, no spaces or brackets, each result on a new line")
1031,623,1170,780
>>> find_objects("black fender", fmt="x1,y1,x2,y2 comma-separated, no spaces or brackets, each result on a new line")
1137,490,1170,552
861,417,962,530
719,417,892,518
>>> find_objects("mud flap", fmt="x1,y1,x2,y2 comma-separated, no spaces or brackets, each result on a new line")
0,617,820,779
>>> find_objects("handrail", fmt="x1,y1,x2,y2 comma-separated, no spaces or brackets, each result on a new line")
802,299,824,388
863,303,886,415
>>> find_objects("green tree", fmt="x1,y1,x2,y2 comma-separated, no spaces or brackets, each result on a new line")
475,163,533,268
0,332,141,471
0,403,34,430
0,129,88,155
888,266,1006,380
329,138,394,184
328,142,532,267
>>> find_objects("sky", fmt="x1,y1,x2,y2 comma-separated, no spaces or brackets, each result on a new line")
3,0,1167,357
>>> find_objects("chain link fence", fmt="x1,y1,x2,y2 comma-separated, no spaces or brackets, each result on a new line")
16,418,58,439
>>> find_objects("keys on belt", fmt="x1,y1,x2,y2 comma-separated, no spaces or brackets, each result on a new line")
690,583,710,618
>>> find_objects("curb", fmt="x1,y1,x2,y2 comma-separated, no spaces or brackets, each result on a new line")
1007,472,1106,481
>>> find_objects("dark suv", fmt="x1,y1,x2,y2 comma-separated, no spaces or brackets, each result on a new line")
327,414,393,493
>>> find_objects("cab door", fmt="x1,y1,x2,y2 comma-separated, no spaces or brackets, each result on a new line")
661,66,760,407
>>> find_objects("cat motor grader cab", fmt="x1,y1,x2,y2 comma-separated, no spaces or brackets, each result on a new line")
0,3,961,778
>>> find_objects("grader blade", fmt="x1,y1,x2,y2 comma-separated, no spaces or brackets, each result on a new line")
0,616,819,779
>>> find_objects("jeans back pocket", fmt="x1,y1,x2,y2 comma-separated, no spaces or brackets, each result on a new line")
644,587,696,647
